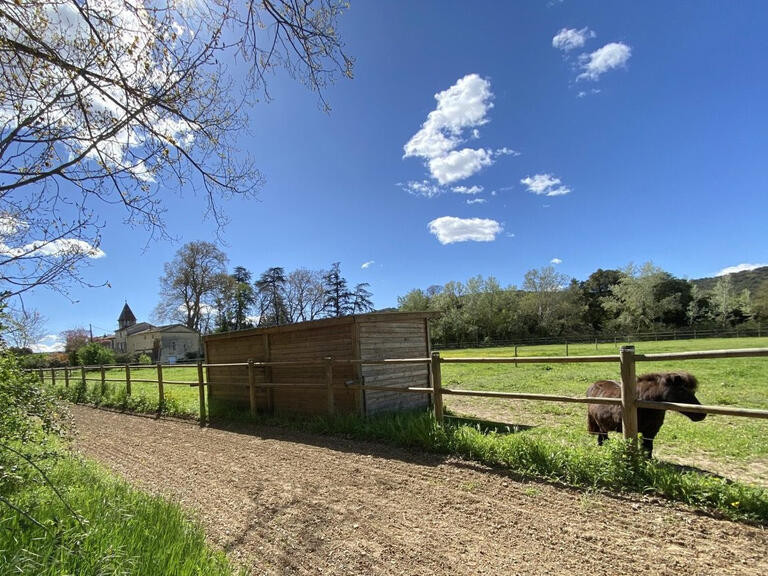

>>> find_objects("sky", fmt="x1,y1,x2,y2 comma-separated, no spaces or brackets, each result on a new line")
14,1,768,351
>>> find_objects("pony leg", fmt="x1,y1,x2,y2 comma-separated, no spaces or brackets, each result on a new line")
641,437,654,458
597,432,608,446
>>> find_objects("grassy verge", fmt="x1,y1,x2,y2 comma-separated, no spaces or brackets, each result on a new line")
0,440,243,575
53,376,199,419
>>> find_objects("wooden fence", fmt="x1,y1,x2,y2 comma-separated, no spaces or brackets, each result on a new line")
36,346,768,443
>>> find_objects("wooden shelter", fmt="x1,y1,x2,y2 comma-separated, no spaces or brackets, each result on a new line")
203,312,435,416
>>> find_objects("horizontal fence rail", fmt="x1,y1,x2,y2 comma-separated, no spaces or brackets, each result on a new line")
31,348,768,441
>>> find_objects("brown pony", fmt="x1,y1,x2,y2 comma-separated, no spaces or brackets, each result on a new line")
586,372,706,457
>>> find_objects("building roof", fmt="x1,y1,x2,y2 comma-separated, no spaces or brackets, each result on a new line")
118,303,137,324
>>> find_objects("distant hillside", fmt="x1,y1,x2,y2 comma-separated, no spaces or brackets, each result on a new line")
691,266,768,293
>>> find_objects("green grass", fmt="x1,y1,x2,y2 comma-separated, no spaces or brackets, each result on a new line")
51,365,204,418
440,336,768,467
0,441,243,576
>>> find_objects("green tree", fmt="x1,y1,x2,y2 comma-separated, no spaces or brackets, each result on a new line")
215,266,256,332
255,267,289,326
76,343,115,367
686,284,714,326
351,283,375,313
602,263,681,332
521,266,571,335
753,280,768,322
397,289,431,312
580,269,623,332
322,262,353,318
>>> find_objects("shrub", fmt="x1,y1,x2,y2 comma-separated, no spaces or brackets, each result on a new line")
137,353,152,364
76,343,115,366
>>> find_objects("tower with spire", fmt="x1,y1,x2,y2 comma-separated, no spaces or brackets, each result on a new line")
118,302,137,330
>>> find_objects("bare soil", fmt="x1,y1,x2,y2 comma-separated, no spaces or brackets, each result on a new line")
71,405,767,576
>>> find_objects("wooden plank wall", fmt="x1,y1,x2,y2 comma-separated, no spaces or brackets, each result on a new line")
207,335,268,409
360,319,430,414
269,323,357,414
206,322,358,415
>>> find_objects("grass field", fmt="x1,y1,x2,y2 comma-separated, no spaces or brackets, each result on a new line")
440,336,768,484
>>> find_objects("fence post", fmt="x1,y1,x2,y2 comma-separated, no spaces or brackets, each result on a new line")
431,351,444,425
80,366,86,387
514,345,518,368
125,364,132,396
325,356,335,415
100,365,106,395
565,340,569,357
156,363,164,411
64,367,70,388
620,346,638,445
38,369,44,384
197,360,206,425
50,368,56,387
248,359,257,417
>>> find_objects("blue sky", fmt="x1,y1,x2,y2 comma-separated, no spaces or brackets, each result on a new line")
20,1,768,350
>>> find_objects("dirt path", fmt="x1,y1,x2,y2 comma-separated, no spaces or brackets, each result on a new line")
71,405,767,575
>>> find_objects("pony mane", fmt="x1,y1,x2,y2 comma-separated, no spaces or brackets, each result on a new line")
638,371,698,391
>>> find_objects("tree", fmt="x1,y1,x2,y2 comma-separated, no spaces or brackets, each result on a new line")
62,327,90,365
398,289,431,312
351,283,374,313
0,1,352,298
3,306,46,350
521,266,570,334
580,269,623,332
154,241,228,333
602,263,682,333
753,280,768,322
214,266,256,332
284,268,326,323
255,267,288,326
711,275,735,327
322,262,353,318
686,284,714,327
76,342,115,366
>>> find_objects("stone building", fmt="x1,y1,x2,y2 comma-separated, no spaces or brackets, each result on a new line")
112,303,201,363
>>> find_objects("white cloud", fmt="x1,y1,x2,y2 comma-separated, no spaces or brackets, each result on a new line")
452,185,484,195
428,148,493,185
495,147,521,157
578,42,632,81
403,74,513,186
520,173,572,197
716,263,768,276
31,334,65,353
466,198,487,205
0,238,105,259
399,180,443,198
403,74,493,160
551,258,563,265
361,260,375,270
427,216,502,245
552,27,595,52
